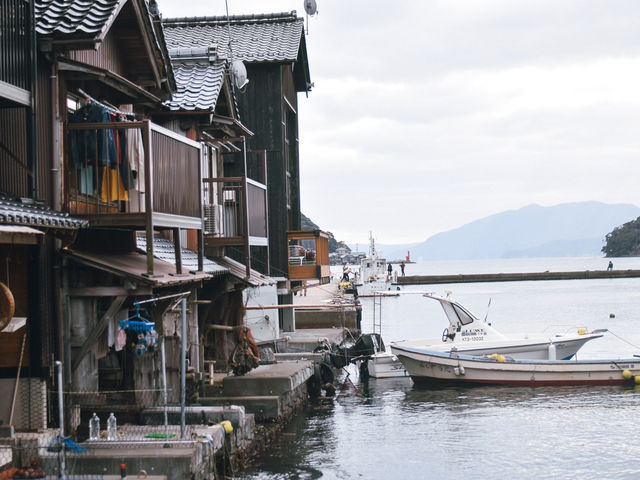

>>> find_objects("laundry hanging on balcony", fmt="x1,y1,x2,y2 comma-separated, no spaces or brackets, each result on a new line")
68,99,137,201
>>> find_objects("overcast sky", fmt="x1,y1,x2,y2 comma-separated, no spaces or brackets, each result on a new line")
157,0,640,245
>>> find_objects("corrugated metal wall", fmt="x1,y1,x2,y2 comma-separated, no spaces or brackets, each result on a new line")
151,129,201,218
68,33,126,76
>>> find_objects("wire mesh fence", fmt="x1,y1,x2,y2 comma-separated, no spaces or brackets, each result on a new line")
0,382,231,479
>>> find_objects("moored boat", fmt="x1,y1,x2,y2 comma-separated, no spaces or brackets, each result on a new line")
392,293,605,361
389,345,640,386
356,232,389,290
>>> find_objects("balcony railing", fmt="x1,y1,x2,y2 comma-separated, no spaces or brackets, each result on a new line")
287,230,331,282
66,120,202,228
202,176,267,245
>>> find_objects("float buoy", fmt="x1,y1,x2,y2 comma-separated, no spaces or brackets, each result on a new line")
489,353,506,363
0,282,15,331
220,420,233,434
622,369,633,380
577,328,587,335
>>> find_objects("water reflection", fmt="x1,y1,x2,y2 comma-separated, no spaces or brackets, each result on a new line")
238,268,640,479
238,370,640,480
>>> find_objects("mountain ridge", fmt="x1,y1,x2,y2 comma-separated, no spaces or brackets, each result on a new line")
364,202,640,261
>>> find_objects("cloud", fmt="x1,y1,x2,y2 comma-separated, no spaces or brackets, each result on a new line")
158,0,640,244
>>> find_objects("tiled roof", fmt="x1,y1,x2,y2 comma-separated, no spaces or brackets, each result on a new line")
0,196,89,230
164,60,225,111
66,249,213,286
136,233,228,276
35,0,125,38
213,256,277,287
162,12,304,64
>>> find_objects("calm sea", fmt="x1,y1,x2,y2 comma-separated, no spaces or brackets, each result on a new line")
237,257,640,480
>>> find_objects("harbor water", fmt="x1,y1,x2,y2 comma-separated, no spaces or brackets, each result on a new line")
237,257,640,480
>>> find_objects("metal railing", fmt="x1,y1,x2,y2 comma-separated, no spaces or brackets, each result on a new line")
202,176,267,241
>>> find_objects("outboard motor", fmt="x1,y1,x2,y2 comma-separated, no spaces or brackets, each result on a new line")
329,333,385,368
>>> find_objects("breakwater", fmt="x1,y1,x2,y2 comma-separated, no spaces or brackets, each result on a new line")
396,269,640,285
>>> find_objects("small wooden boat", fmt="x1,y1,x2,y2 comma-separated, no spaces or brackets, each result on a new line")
390,344,640,386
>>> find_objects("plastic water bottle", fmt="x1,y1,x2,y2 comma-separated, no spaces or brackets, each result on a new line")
107,413,117,440
89,412,100,440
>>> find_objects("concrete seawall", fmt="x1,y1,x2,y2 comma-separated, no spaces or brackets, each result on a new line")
396,269,640,285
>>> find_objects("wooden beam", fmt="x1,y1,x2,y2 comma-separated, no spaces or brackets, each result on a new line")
69,287,152,297
72,296,126,372
244,304,357,310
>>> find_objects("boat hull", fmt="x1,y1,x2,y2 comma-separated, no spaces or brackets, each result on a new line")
365,352,409,378
393,333,603,361
391,345,640,386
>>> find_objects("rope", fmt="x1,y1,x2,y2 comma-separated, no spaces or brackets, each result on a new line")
607,329,640,351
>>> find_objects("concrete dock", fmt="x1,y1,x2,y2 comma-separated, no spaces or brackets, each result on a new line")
4,279,360,479
291,279,360,331
396,269,640,285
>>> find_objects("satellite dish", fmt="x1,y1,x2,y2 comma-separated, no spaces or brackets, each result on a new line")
304,0,317,16
230,59,249,89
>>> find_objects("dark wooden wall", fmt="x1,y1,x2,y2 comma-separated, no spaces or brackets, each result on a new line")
233,62,303,279
68,32,127,76
0,53,52,203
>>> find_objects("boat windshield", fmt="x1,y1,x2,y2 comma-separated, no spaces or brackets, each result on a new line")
453,304,475,325
440,300,477,326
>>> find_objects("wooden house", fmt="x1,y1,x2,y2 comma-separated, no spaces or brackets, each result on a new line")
0,0,94,433
0,0,259,439
152,43,280,360
163,11,330,331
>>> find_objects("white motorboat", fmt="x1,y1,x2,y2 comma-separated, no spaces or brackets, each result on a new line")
392,293,605,361
366,350,408,378
356,232,389,289
389,347,640,386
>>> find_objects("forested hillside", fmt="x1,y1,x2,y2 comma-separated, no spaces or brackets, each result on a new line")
602,217,640,257
301,213,350,253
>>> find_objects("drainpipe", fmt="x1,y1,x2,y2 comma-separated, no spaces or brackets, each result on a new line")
55,360,66,477
50,55,60,210
29,0,39,201
180,297,186,438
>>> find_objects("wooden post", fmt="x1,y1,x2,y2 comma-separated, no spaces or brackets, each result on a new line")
144,120,154,276
173,228,183,275
241,137,251,279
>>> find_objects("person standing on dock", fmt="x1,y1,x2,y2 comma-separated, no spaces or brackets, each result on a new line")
342,264,351,282
607,261,613,271
387,263,393,279
400,261,405,276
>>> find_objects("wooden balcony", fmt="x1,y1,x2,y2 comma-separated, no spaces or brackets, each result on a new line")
65,120,203,275
66,120,202,229
202,177,268,246
287,230,331,282
201,175,268,278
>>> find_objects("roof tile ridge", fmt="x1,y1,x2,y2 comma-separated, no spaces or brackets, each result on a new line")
162,10,299,27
